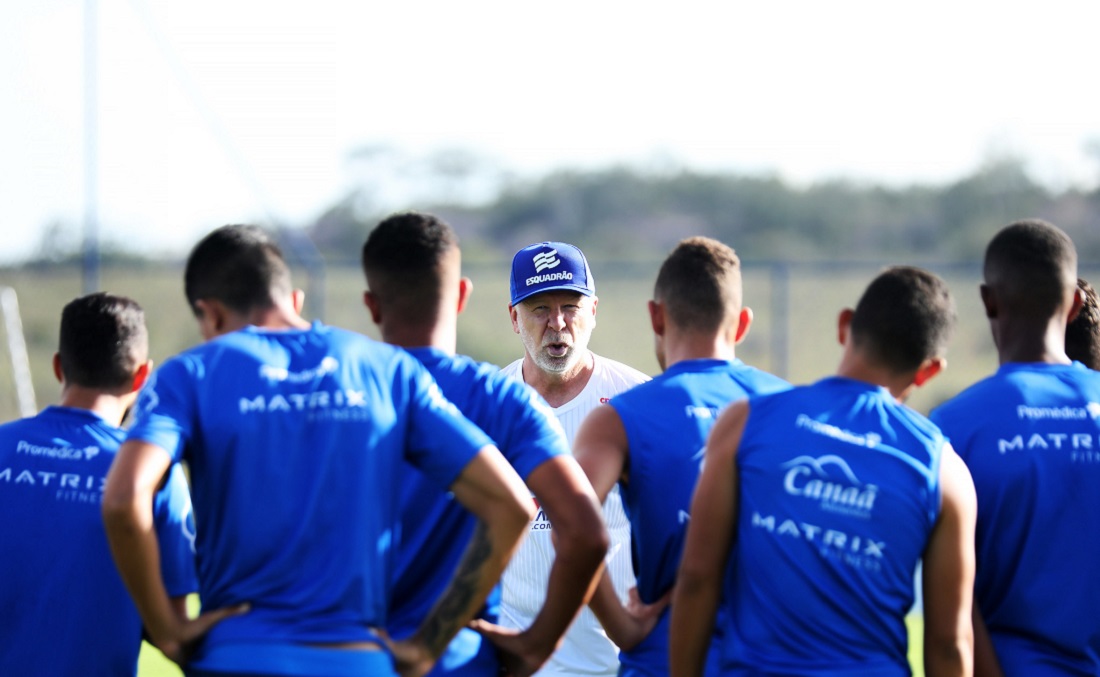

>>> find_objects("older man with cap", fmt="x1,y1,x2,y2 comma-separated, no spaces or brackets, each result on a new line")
495,241,650,676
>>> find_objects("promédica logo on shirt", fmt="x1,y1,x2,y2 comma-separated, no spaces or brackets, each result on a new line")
15,440,100,461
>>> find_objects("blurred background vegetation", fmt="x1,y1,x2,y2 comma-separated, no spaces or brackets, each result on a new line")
1,154,1098,423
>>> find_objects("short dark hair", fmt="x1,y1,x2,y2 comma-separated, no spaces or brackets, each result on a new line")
1066,277,1100,370
984,219,1078,319
58,292,148,389
361,212,458,322
654,237,741,333
849,266,956,373
184,224,292,315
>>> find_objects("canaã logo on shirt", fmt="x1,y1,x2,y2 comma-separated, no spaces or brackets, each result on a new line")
781,455,878,518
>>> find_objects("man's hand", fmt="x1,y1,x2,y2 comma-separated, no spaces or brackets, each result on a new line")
390,636,436,677
152,603,250,665
469,621,549,677
619,587,669,647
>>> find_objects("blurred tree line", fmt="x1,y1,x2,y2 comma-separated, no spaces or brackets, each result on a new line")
306,150,1100,265
20,148,1100,267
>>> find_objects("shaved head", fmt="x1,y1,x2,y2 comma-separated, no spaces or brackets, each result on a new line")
361,212,460,327
654,236,742,334
984,219,1078,320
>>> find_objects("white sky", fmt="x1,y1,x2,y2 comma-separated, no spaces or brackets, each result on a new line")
2,0,1099,263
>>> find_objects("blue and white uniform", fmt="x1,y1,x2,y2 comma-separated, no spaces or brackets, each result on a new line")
931,362,1100,676
0,405,196,677
126,322,492,677
389,347,568,675
726,377,945,676
612,358,789,676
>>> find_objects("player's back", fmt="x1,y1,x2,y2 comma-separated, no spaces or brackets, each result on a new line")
727,377,944,676
931,362,1100,675
128,322,488,652
389,347,567,674
0,406,194,677
610,358,789,675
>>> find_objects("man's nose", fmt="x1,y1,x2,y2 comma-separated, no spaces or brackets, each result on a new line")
547,309,567,331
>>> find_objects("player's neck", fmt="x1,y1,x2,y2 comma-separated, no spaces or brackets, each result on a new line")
994,316,1073,365
835,353,913,402
381,322,457,355
662,331,735,370
239,304,312,332
522,351,594,408
57,386,131,427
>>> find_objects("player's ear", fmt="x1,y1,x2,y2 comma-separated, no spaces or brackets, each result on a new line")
52,352,64,384
131,360,153,394
912,356,945,387
193,299,228,340
980,284,997,319
291,289,306,315
734,307,754,344
648,300,666,336
837,308,855,346
509,304,520,334
1067,286,1085,324
363,291,382,325
457,277,473,315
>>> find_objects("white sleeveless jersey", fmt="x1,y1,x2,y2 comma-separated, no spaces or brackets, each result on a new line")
499,353,650,676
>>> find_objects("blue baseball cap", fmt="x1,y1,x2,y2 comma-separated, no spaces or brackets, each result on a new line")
509,241,596,306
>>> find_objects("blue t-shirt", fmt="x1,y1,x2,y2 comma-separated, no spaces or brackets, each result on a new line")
726,377,944,676
0,405,196,677
389,347,568,676
125,322,492,674
610,358,789,676
931,362,1100,676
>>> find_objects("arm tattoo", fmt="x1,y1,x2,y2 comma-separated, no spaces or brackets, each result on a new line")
419,521,494,656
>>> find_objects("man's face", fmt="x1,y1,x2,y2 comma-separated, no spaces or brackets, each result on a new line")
511,290,597,374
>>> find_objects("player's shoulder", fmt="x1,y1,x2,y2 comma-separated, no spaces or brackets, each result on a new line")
733,361,791,395
0,407,123,462
930,370,1010,423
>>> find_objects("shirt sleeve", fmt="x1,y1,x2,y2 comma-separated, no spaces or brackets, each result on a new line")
400,356,494,488
152,463,199,597
126,357,197,462
495,377,569,480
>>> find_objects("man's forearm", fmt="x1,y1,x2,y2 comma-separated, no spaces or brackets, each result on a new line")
586,572,635,649
669,574,720,677
102,495,176,639
415,519,523,658
522,527,607,654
